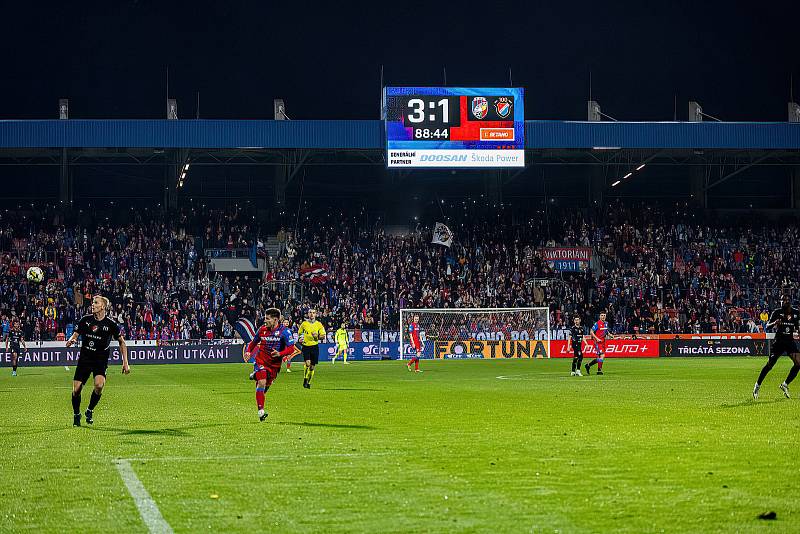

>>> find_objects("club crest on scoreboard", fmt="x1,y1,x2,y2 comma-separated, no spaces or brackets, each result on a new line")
471,97,488,119
494,97,512,118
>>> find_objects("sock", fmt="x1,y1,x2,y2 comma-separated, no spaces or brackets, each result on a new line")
598,359,604,372
571,357,578,372
786,364,800,385
72,392,81,415
303,366,310,381
286,360,291,369
577,356,584,370
588,359,597,368
343,351,348,363
88,391,102,410
414,358,419,370
256,387,265,410
757,357,778,385
12,363,17,372
308,369,315,383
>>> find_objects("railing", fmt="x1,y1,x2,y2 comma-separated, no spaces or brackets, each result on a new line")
261,279,303,301
205,248,252,259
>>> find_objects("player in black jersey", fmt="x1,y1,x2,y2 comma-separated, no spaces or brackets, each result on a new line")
569,316,586,376
4,320,26,376
753,295,800,400
65,296,130,426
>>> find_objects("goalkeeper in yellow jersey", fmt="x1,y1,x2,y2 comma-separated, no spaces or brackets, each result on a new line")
332,323,349,364
298,309,326,389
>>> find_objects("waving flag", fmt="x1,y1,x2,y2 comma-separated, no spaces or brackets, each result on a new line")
300,264,330,284
431,222,453,248
234,317,257,362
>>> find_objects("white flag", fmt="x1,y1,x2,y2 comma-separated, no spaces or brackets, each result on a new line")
431,222,453,248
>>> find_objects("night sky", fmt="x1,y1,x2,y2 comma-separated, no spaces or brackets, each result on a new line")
1,1,799,122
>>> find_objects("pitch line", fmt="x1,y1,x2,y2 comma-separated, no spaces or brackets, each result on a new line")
113,459,173,534
496,374,531,380
121,451,394,462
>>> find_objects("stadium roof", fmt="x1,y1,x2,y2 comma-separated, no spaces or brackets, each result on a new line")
0,120,798,150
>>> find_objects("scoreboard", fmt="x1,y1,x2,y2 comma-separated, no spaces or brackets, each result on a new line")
384,87,524,168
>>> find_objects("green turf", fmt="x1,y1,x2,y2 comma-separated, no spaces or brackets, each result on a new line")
1,358,798,533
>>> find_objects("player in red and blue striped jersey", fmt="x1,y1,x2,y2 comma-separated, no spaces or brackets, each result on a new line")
245,308,295,421
407,314,423,373
585,311,614,375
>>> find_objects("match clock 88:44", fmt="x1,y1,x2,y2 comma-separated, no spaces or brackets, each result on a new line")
401,95,461,139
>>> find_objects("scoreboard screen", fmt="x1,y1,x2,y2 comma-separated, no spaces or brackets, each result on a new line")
384,87,524,168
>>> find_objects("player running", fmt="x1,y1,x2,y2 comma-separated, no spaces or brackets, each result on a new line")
585,311,613,375
332,322,349,364
407,314,422,373
279,318,299,372
4,319,26,376
753,295,800,399
298,309,325,389
569,316,585,376
245,308,296,421
66,295,130,427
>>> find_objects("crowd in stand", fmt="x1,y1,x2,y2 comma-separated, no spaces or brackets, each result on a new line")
0,205,254,342
1,201,798,343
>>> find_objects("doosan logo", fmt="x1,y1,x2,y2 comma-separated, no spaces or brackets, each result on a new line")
420,155,468,162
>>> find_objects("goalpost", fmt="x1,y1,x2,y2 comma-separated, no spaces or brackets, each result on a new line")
399,307,551,360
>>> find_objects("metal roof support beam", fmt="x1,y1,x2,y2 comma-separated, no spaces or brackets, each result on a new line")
703,154,772,191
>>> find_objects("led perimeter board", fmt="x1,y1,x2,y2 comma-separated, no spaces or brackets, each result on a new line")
384,87,525,168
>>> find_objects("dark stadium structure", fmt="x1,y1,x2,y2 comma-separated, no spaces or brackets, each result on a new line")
1,119,799,216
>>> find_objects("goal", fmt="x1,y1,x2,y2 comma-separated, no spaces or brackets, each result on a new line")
399,307,551,360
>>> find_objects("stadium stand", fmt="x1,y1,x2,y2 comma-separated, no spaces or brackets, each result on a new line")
1,200,797,341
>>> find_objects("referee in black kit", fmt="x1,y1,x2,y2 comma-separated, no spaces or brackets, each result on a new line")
66,295,130,426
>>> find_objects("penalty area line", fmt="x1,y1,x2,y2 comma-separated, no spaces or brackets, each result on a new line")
113,459,173,534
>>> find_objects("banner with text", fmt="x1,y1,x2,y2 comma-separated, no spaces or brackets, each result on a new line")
667,333,767,340
0,341,244,367
659,339,770,357
540,247,592,272
433,340,549,359
550,339,660,358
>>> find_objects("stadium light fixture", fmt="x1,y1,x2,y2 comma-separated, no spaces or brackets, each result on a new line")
623,172,632,179
636,164,646,171
611,180,621,187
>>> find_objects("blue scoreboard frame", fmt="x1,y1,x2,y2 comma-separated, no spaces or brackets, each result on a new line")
384,87,525,168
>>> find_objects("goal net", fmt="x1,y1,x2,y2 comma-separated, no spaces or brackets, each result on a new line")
399,307,551,360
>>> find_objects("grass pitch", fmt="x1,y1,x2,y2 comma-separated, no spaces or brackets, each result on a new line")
1,358,798,533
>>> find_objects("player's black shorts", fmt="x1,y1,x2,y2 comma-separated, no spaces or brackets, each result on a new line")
73,358,108,383
771,338,799,357
571,344,583,357
301,344,320,365
9,344,21,354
